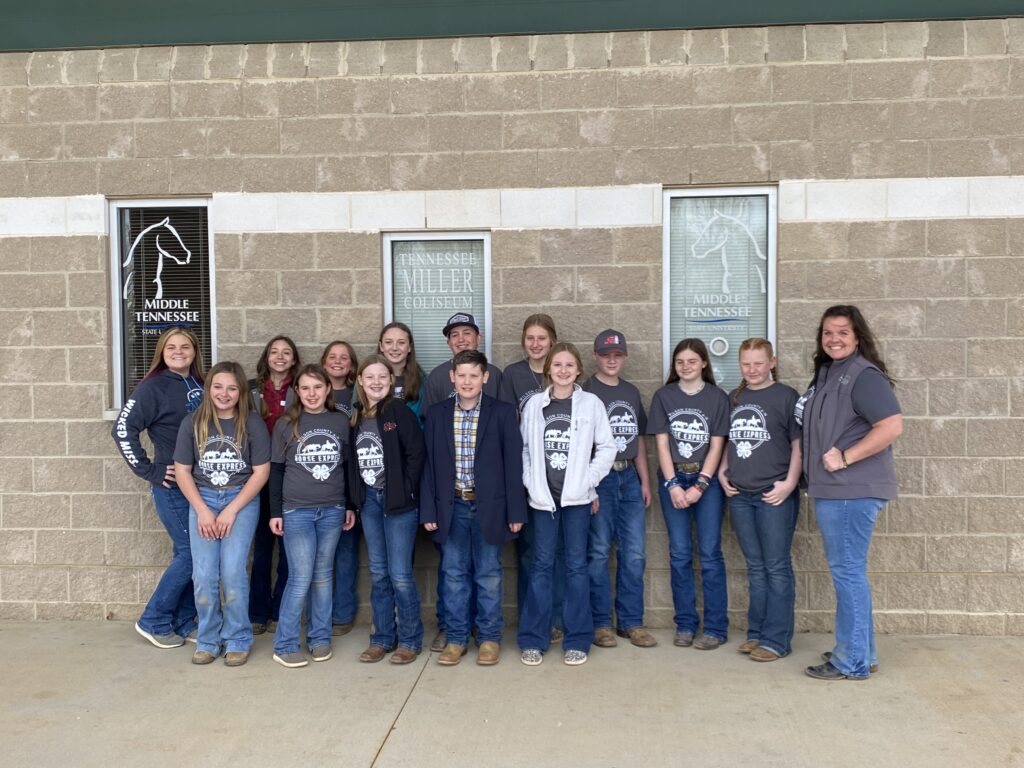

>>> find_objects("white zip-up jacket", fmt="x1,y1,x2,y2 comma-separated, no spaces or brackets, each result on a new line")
521,384,617,511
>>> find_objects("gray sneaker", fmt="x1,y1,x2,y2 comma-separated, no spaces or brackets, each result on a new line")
693,633,724,650
183,629,198,645
135,622,185,649
520,648,543,666
273,652,308,668
311,644,333,662
563,649,588,666
673,631,694,647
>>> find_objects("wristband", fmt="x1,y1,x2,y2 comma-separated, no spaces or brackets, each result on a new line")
698,472,712,482
695,478,710,492
664,478,681,490
840,450,849,469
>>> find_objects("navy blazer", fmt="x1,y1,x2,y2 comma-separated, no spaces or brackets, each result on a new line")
420,394,528,546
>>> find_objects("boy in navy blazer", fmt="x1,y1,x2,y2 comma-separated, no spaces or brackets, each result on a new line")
421,350,528,666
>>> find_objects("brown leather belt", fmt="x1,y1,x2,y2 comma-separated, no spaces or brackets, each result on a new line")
454,488,476,501
674,462,702,474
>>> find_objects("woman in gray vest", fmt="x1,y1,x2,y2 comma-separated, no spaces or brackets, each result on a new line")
800,305,902,681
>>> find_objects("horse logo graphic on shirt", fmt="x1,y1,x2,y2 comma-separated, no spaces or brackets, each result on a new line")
668,409,709,459
606,401,639,454
199,436,246,486
356,433,385,487
729,404,771,459
295,429,341,481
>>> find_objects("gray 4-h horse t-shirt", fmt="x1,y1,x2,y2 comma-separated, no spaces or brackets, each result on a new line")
173,412,271,490
647,383,729,465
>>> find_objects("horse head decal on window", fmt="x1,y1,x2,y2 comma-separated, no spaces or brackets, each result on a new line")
691,209,766,295
121,217,192,300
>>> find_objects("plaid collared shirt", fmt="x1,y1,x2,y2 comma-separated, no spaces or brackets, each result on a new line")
453,396,481,491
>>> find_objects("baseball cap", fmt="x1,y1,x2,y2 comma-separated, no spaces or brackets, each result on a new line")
442,312,480,337
594,329,627,355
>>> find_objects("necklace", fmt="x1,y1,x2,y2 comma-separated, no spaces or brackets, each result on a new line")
528,361,544,389
680,380,705,396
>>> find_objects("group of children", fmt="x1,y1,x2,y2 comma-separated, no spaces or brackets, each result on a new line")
115,313,803,670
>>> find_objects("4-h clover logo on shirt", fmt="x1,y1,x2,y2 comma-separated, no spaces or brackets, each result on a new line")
295,430,341,481
549,452,568,471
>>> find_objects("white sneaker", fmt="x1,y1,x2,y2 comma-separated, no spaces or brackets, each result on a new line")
564,649,588,666
520,648,543,666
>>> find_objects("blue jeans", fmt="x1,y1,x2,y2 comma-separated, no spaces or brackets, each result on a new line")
435,542,476,631
589,466,647,631
139,485,197,637
188,486,260,655
360,489,423,651
516,515,565,631
249,485,288,624
729,490,799,656
814,497,884,678
517,504,593,653
658,471,728,640
274,505,344,655
442,499,503,647
332,520,360,625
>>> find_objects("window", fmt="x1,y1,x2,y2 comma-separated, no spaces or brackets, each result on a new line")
108,199,215,407
382,232,492,370
662,187,777,391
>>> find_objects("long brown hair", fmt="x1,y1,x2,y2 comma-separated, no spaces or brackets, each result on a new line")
733,338,778,405
281,364,336,442
666,338,716,387
812,304,893,385
320,340,358,388
192,361,251,453
143,326,205,382
254,335,301,418
351,354,395,427
542,342,583,388
378,322,423,406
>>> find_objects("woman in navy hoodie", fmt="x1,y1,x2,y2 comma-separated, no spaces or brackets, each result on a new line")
112,326,205,649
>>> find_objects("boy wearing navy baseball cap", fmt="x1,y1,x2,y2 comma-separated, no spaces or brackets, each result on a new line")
583,329,657,648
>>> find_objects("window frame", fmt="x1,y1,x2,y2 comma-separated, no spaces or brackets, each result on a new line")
661,186,778,386
381,231,493,367
107,197,217,410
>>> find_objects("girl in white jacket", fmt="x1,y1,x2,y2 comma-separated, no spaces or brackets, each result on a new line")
518,342,617,666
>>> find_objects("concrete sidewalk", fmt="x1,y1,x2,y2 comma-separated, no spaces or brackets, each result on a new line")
2,622,1022,768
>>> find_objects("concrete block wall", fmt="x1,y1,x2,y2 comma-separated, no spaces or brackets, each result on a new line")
1,19,1023,633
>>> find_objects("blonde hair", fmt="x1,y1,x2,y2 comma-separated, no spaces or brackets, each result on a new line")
733,338,778,405
350,354,396,427
144,326,205,382
192,362,251,455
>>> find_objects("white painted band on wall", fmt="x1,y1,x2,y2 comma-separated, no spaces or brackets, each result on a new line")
3,176,1023,237
779,176,1024,222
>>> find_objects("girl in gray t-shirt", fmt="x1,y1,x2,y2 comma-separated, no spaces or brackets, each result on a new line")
647,339,730,650
718,339,802,661
173,361,271,666
268,364,356,668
